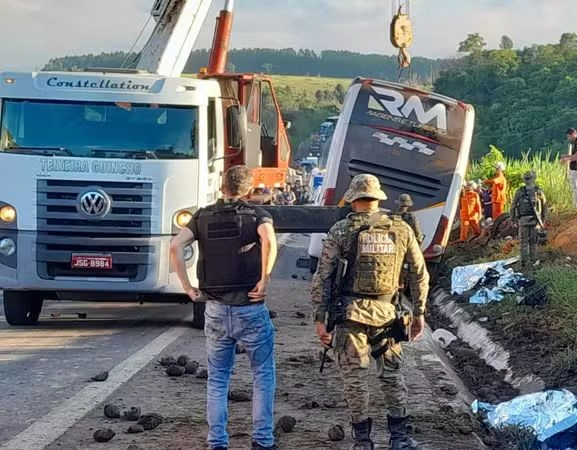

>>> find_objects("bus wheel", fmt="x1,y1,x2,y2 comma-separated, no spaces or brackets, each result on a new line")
191,302,206,329
4,291,44,326
309,256,319,274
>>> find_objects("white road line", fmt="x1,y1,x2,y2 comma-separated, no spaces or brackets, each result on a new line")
1,312,193,450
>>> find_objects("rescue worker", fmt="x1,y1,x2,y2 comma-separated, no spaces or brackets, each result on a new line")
477,180,492,219
510,171,547,270
484,162,507,218
281,182,297,205
459,181,482,242
394,194,424,245
560,128,577,207
170,165,278,450
312,174,429,450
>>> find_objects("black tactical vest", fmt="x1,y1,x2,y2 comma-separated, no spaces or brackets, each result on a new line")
195,200,261,291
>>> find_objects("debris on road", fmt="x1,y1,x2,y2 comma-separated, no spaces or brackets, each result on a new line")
185,362,199,375
90,371,109,382
432,329,458,349
291,274,298,279
328,424,345,441
177,355,191,366
275,415,297,433
196,369,208,379
295,311,306,318
123,407,141,421
300,400,320,410
103,404,121,419
138,413,164,431
228,390,252,402
166,364,185,377
269,310,277,319
93,428,116,442
127,424,145,434
451,257,519,295
473,389,577,448
78,313,87,319
159,356,177,367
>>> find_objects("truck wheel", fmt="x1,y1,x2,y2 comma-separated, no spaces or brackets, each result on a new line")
191,302,206,330
309,256,319,274
3,291,44,326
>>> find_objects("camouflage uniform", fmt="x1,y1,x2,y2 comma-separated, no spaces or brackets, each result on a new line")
394,194,424,246
510,171,547,269
312,175,429,449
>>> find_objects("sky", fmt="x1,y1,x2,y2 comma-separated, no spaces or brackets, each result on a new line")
0,0,573,70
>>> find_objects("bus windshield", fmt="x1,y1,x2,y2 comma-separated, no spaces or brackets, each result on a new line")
0,99,198,159
339,82,467,210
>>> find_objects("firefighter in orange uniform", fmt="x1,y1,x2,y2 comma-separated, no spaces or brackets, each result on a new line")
484,162,507,219
459,181,482,242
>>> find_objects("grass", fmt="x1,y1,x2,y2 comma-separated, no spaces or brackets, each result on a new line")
467,149,575,215
269,75,352,96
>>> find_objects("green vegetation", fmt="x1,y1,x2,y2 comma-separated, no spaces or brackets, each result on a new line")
467,146,574,215
435,32,577,158
43,49,444,82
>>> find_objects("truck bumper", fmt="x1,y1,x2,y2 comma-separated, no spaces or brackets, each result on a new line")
0,231,195,294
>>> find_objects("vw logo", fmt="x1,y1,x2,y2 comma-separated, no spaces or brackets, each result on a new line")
77,189,112,218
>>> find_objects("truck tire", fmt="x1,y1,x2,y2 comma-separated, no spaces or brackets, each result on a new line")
191,302,205,330
3,291,44,326
309,256,319,274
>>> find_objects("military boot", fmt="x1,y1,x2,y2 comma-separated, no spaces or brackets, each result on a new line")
351,418,374,450
388,415,419,449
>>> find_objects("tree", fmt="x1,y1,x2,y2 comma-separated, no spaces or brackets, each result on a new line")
458,33,487,53
334,83,346,103
500,35,514,50
559,33,577,50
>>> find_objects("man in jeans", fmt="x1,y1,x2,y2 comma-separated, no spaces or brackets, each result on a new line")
170,165,278,450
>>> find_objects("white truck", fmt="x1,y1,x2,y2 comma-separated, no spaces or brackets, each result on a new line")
0,0,291,326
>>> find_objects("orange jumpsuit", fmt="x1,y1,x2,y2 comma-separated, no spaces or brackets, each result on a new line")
486,172,507,218
459,190,482,241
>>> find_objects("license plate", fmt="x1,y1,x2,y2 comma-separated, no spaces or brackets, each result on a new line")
71,254,113,270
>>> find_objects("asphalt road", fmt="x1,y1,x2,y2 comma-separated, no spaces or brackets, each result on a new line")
0,234,485,450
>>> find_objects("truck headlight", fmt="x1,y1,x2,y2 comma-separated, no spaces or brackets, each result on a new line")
0,238,16,256
183,245,193,261
175,211,193,229
0,205,16,224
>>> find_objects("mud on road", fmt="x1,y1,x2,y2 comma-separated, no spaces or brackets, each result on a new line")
38,235,486,449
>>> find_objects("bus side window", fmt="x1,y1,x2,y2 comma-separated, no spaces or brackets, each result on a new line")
208,99,217,171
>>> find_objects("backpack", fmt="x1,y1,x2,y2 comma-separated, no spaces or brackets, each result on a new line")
347,214,403,296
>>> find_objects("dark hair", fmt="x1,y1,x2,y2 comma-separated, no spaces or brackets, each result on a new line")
566,128,576,135
223,165,253,196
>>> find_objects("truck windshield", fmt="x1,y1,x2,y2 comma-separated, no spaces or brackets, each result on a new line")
0,99,198,159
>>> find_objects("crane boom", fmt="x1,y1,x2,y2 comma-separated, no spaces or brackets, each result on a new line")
137,0,214,77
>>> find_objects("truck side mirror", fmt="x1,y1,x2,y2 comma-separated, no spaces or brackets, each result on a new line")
283,120,292,130
227,105,248,150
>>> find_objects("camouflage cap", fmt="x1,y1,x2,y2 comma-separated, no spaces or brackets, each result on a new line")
523,170,536,183
394,193,414,206
343,174,387,203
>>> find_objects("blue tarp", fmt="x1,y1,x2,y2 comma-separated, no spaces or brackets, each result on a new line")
450,257,522,304
473,390,577,448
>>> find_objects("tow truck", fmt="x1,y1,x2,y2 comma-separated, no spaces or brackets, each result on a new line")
0,0,291,326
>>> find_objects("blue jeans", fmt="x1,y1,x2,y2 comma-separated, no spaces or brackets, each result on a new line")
204,300,276,449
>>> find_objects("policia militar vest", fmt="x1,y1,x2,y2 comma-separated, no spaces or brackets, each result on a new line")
344,213,405,297
195,200,261,291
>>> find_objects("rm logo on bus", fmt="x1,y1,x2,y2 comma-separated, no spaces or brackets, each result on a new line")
370,87,447,131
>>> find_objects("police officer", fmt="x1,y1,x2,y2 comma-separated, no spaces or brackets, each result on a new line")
312,174,429,450
170,165,278,450
510,171,547,270
394,194,424,246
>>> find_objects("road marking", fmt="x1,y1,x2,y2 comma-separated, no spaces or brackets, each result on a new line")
1,312,193,450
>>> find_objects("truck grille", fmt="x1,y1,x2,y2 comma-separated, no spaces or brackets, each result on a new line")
36,179,153,280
